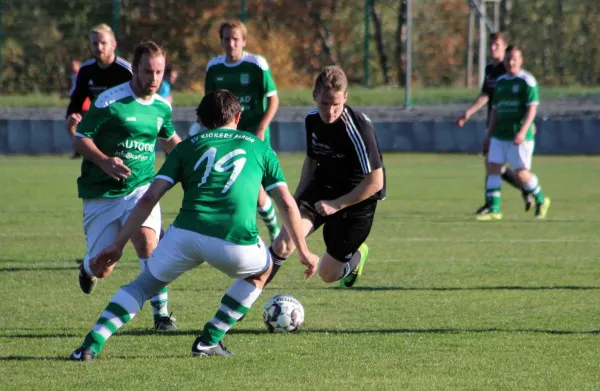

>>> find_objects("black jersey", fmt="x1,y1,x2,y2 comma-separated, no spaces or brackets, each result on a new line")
481,61,507,117
66,56,132,117
304,106,386,201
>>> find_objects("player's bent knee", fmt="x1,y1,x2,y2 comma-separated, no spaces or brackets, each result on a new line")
131,227,158,258
245,262,273,289
122,267,168,304
271,232,295,258
317,255,343,283
515,168,532,183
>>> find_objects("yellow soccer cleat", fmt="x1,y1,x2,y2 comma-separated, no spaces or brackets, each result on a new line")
476,212,503,221
534,197,551,220
340,243,369,288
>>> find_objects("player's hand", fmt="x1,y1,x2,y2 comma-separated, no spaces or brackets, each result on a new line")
89,245,123,278
99,157,131,181
455,113,468,127
513,131,526,145
66,113,83,130
298,251,320,280
315,200,341,216
482,137,491,155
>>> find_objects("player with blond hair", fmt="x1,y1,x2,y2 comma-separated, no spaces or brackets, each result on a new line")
66,24,132,157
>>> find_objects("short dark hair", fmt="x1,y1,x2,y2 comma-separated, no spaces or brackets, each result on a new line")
505,45,522,55
489,32,507,43
196,90,241,129
133,41,165,69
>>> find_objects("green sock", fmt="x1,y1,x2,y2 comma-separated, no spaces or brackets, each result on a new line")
486,189,501,213
150,286,169,319
257,196,279,235
202,280,261,345
82,290,141,354
523,176,545,205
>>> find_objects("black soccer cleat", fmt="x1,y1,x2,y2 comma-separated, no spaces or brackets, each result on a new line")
69,347,95,361
154,313,177,331
191,337,234,357
475,204,491,215
78,264,97,294
522,191,534,212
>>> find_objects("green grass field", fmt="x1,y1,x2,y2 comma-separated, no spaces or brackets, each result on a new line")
1,85,600,107
1,153,599,390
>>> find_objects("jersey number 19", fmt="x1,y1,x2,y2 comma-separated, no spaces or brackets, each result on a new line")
194,147,247,193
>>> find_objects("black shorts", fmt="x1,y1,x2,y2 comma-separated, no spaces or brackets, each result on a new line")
296,183,377,263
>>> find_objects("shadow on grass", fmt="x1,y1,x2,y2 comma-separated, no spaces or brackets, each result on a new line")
0,353,182,361
0,267,76,272
4,327,599,341
331,285,600,292
0,355,72,361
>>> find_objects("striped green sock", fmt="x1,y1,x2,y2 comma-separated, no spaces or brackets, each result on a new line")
82,290,141,354
150,286,169,318
257,196,279,235
202,280,262,345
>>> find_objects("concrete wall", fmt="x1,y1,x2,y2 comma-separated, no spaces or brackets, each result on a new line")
0,118,598,154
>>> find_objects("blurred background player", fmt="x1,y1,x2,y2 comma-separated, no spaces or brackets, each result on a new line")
477,46,550,221
66,24,132,158
69,90,318,361
202,20,281,243
158,65,178,103
68,57,91,112
456,32,533,215
267,66,385,288
73,41,181,330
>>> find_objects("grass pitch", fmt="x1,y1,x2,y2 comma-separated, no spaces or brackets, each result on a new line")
1,85,599,107
0,153,599,390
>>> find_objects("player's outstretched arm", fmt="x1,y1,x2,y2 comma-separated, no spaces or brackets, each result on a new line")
115,179,171,249
270,185,319,279
315,168,384,216
456,93,489,127
90,179,172,277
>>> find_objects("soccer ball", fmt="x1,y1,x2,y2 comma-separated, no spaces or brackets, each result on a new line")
262,294,304,333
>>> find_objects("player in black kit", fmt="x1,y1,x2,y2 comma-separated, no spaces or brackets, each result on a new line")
266,66,385,288
456,32,533,214
66,23,132,158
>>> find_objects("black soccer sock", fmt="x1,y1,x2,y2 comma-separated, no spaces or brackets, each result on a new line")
501,168,523,191
265,247,287,286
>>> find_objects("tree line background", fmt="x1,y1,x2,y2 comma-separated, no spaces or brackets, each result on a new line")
2,0,599,94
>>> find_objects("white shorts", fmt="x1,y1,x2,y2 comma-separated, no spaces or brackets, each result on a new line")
488,138,535,170
82,184,161,267
147,226,271,282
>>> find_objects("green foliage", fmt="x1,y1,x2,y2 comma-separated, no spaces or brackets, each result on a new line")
1,154,600,389
0,0,599,93
1,86,599,107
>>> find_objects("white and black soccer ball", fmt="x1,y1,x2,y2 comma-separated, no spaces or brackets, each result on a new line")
262,294,304,333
